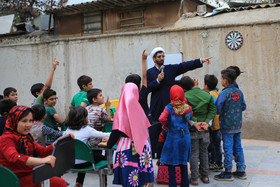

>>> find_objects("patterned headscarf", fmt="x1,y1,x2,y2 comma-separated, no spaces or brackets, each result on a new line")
170,85,192,116
4,105,35,155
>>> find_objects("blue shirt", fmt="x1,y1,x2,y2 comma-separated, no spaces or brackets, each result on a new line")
216,84,246,133
147,58,202,122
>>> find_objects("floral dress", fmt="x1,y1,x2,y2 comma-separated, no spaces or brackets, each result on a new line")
113,137,154,187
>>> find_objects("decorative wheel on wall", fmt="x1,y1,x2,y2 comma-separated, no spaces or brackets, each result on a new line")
225,31,243,50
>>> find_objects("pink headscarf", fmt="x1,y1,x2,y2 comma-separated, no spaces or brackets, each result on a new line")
113,83,151,155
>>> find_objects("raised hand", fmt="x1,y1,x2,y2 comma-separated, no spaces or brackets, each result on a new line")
105,96,111,108
142,50,148,61
52,57,59,70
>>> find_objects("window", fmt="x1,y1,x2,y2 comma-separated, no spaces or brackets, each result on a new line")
83,12,102,34
120,8,144,29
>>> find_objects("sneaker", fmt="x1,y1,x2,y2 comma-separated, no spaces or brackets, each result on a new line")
233,171,247,180
214,172,234,181
212,164,224,172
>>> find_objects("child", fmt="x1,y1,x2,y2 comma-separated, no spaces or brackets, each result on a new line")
227,66,243,89
30,104,63,146
42,88,65,143
107,83,154,187
214,69,247,181
31,58,59,106
64,106,110,187
86,88,111,147
70,75,93,108
159,85,193,187
204,74,223,172
0,105,69,187
3,87,18,103
180,76,216,185
0,99,17,136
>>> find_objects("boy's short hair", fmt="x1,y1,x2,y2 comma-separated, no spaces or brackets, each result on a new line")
65,106,88,130
43,88,56,100
227,66,243,77
3,87,17,97
125,74,141,87
0,99,17,116
87,88,102,104
31,83,44,98
180,76,194,91
31,104,46,121
77,75,92,90
204,74,218,90
221,69,237,85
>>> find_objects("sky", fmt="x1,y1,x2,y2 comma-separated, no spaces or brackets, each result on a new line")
66,0,93,5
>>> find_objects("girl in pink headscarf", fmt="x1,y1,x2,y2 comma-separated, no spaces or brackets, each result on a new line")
107,83,154,187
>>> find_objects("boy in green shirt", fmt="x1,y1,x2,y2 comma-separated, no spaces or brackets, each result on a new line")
42,88,65,144
69,75,93,108
180,76,216,185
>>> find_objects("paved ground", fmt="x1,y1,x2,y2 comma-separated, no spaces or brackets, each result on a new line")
62,139,280,187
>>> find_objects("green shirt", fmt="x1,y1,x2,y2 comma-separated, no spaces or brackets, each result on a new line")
36,94,44,105
70,90,90,107
43,104,58,130
185,87,216,124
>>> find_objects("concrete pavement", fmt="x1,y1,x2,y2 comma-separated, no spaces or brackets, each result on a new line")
62,139,280,187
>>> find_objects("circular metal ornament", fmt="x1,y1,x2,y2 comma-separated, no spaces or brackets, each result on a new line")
225,31,243,50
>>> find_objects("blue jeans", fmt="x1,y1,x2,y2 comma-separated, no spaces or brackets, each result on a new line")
168,165,189,187
221,132,246,172
209,129,222,165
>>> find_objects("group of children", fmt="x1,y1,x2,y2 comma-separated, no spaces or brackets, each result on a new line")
156,65,246,187
0,51,247,187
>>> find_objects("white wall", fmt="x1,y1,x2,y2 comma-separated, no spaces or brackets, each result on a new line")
0,7,279,140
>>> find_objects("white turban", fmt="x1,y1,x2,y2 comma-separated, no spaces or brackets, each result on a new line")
150,47,165,58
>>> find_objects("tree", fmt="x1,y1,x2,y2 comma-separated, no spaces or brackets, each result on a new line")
0,0,68,22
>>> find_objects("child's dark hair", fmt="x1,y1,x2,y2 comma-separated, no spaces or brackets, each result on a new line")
3,87,17,97
43,88,56,100
18,109,34,122
0,99,17,116
65,106,88,130
204,74,218,90
31,83,44,98
125,74,141,87
221,69,237,85
227,66,243,77
87,88,102,104
180,76,194,91
31,104,46,121
77,75,92,90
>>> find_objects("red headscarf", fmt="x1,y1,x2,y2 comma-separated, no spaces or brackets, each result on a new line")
4,105,35,155
113,83,151,155
169,85,192,116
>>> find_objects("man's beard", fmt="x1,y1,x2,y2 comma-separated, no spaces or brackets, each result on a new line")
155,59,164,66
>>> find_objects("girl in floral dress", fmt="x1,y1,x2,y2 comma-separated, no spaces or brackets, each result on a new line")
107,83,154,187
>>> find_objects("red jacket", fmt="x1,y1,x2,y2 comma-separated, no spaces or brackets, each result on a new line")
0,133,53,178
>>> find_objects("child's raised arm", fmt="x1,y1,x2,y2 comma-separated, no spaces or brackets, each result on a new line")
142,50,148,87
105,96,112,121
41,58,59,96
